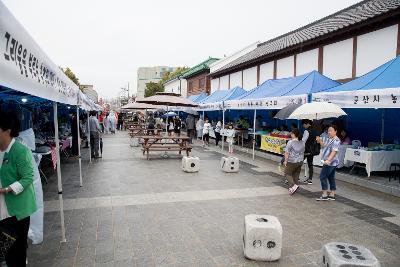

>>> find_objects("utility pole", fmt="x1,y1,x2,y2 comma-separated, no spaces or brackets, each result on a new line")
127,82,130,98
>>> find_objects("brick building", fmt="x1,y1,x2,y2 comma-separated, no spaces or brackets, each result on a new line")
181,57,219,96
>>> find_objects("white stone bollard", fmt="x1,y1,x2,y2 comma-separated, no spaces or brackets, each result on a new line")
182,156,200,173
221,157,239,173
321,242,380,267
243,214,282,261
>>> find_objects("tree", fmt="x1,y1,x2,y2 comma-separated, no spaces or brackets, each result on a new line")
145,82,164,97
160,67,189,85
61,67,80,87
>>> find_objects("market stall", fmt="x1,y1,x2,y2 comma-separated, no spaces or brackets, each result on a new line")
224,71,340,158
0,2,98,242
312,56,400,175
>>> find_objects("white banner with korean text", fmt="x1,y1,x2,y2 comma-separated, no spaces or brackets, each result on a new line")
197,101,223,111
224,94,308,110
312,88,400,108
0,2,79,105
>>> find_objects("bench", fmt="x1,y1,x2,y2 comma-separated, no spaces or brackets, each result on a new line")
141,145,192,160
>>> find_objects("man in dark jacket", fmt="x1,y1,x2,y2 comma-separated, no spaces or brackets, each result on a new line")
302,119,318,185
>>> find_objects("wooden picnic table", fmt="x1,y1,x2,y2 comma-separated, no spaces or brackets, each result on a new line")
136,135,191,160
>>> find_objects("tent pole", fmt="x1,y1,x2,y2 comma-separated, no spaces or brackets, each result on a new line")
165,106,168,135
87,111,91,163
77,106,83,187
252,109,256,160
53,102,67,243
381,109,385,144
202,111,205,142
222,108,225,151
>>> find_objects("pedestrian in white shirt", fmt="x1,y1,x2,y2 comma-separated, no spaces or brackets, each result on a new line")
202,119,211,147
226,124,235,154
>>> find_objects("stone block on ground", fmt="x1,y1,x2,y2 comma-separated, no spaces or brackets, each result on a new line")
321,242,380,267
221,157,239,173
243,214,282,261
182,156,200,173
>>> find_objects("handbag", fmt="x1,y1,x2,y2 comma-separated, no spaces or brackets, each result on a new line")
0,226,16,262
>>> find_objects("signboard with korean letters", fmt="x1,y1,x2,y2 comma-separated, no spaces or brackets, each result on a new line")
224,95,308,110
313,88,400,108
197,101,223,111
0,1,79,105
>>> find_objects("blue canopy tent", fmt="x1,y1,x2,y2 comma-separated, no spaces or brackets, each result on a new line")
221,71,339,157
313,56,400,144
225,71,340,110
187,92,208,103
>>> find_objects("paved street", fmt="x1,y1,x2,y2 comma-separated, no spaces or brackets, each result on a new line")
29,132,400,267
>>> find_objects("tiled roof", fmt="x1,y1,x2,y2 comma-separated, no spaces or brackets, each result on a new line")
213,0,400,75
181,57,220,78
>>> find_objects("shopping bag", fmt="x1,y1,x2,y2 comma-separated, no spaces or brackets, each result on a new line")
209,128,216,139
0,226,16,262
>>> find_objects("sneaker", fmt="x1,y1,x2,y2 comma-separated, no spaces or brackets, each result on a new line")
284,180,288,185
306,179,313,185
316,196,329,201
289,185,299,195
328,195,336,201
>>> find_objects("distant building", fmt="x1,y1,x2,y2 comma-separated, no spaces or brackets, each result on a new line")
137,66,178,98
79,84,98,103
181,57,219,97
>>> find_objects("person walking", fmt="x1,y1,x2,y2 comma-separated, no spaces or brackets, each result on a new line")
167,118,174,136
89,111,101,158
196,117,204,140
0,111,37,267
70,112,81,156
173,116,181,137
202,118,211,147
283,129,305,195
185,115,195,144
214,120,222,146
302,119,319,185
316,125,341,201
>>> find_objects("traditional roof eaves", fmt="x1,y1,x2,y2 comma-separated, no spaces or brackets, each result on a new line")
211,0,400,77
181,57,220,79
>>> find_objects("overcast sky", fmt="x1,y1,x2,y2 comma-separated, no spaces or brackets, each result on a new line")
3,0,360,99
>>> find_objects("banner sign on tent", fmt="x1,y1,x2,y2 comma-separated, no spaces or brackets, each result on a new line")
0,2,79,105
313,88,400,108
198,102,223,111
225,95,308,110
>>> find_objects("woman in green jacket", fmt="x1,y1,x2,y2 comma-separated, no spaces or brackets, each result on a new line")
0,111,37,267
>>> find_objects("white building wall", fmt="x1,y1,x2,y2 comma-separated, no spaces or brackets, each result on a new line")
296,48,318,76
211,78,219,93
229,71,242,89
356,25,398,76
242,66,257,90
259,62,274,84
164,79,188,97
277,56,294,78
323,38,353,80
219,75,229,90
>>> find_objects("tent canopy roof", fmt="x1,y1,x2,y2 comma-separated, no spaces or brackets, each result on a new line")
187,93,208,103
239,71,340,100
316,55,400,93
201,87,246,103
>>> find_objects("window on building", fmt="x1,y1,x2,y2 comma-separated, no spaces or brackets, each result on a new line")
188,81,193,91
199,78,205,88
